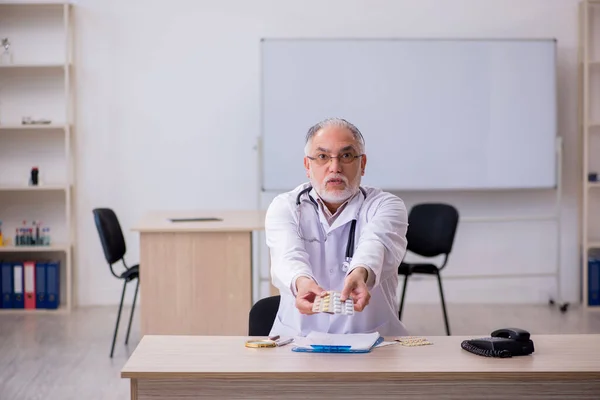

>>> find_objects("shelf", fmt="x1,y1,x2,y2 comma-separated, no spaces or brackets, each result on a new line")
0,243,68,253
580,0,600,313
0,306,67,315
0,185,68,192
0,0,74,316
0,2,70,6
0,124,67,131
0,63,68,69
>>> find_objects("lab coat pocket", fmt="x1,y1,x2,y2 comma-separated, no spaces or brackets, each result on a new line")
271,301,301,336
297,220,325,243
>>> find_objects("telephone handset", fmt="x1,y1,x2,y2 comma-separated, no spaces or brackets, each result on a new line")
461,327,534,358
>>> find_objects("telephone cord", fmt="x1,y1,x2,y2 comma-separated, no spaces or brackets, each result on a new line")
460,340,512,358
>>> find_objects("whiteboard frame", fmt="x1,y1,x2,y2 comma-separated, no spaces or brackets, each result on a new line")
258,37,559,193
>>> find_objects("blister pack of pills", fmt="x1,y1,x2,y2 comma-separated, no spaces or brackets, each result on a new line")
312,291,354,315
394,336,433,346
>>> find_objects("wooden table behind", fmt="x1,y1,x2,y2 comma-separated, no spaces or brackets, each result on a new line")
133,210,265,336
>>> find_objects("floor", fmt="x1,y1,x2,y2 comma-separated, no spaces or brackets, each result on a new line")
1,303,599,400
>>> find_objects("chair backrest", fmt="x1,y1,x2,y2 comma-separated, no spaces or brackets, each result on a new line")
93,208,127,265
406,203,459,258
248,295,280,336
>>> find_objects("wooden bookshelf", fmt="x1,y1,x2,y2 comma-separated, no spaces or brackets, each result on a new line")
0,2,74,313
580,0,600,309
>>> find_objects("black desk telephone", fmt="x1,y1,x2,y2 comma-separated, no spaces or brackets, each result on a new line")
461,328,534,358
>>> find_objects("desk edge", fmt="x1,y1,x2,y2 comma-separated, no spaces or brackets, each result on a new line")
120,371,600,381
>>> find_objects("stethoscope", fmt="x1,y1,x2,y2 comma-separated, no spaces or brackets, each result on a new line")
295,185,367,272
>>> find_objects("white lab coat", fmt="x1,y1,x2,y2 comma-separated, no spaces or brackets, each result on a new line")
265,182,410,337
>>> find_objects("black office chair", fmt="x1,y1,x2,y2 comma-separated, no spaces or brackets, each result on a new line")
398,203,459,336
92,208,140,358
249,295,280,336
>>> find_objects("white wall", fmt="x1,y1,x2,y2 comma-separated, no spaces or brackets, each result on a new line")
72,0,583,307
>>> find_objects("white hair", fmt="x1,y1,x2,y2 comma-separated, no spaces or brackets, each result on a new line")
304,118,365,156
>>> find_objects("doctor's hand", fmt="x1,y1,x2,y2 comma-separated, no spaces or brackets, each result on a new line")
340,267,371,312
295,276,326,315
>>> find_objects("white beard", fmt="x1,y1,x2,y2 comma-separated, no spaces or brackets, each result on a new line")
310,171,361,205
318,185,356,204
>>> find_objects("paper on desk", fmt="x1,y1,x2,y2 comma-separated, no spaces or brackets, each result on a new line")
293,331,381,351
375,341,399,348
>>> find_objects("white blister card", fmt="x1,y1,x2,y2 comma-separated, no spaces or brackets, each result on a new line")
312,291,354,315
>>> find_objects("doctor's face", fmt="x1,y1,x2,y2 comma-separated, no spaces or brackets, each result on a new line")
304,126,367,206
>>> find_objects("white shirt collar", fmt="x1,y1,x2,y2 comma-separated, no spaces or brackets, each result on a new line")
310,187,361,227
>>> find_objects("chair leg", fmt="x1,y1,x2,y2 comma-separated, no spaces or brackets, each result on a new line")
111,280,127,358
398,275,409,320
125,279,140,345
436,271,451,336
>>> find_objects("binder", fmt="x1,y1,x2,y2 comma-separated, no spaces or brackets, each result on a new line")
589,255,600,306
46,261,60,309
35,262,47,309
291,332,383,354
1,261,12,308
292,337,384,353
12,263,24,309
24,261,36,309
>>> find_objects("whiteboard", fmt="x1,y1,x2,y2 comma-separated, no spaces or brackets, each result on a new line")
260,38,557,192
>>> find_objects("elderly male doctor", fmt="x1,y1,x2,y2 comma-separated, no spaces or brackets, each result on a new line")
265,118,410,337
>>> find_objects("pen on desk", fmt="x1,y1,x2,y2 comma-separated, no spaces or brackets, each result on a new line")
276,338,294,347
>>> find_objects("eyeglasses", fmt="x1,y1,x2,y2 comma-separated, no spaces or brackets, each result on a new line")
306,153,363,166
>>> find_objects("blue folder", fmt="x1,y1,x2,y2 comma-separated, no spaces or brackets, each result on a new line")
0,261,11,308
46,261,60,309
589,256,600,306
36,262,47,309
292,336,384,353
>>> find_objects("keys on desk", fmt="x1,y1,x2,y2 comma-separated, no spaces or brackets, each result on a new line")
312,291,354,315
245,337,294,348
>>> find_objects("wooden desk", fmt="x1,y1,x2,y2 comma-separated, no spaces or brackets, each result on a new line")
122,335,600,399
132,210,265,336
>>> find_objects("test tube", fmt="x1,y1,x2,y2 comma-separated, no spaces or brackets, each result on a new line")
34,220,40,245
